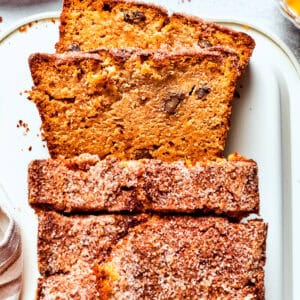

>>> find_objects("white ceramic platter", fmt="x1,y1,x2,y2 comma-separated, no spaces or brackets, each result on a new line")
0,8,299,300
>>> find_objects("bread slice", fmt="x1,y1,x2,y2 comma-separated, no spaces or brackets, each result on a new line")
56,0,255,72
37,211,267,299
28,153,259,217
29,48,239,163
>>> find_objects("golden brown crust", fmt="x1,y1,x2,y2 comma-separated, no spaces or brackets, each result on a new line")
56,0,255,72
37,212,267,299
28,154,259,217
29,48,239,163
171,12,254,43
29,46,238,68
62,0,169,15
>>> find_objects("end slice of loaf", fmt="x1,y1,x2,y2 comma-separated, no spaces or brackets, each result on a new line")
29,48,239,163
28,153,259,217
56,0,255,72
37,211,267,299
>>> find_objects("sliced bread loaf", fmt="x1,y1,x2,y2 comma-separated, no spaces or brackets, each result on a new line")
29,48,239,163
37,211,267,299
56,0,255,72
28,153,259,217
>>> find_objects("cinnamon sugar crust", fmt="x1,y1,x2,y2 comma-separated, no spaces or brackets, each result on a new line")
28,154,259,217
37,211,148,276
37,272,100,299
37,212,267,299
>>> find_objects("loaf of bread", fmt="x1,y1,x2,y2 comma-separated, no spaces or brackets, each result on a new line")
56,0,255,72
28,1,266,299
28,153,259,217
29,48,239,163
37,211,267,299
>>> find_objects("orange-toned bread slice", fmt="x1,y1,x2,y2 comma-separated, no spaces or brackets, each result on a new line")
28,153,259,217
37,211,267,299
29,48,239,163
56,0,255,72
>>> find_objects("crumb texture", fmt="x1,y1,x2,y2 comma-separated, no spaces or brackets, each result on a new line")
37,213,267,299
29,49,238,163
29,154,259,216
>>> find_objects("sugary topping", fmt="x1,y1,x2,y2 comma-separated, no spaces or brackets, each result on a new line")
29,154,259,216
37,213,266,299
98,216,266,299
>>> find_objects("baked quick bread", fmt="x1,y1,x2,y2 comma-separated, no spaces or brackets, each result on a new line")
56,0,255,72
37,211,267,299
29,48,239,163
28,153,259,217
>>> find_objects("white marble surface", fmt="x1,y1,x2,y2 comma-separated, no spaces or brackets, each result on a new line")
0,0,300,61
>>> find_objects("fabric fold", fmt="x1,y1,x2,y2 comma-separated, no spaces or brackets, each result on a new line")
0,186,22,300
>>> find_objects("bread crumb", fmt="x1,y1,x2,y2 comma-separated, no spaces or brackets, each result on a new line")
28,146,32,151
17,120,30,134
18,22,36,33
19,25,27,33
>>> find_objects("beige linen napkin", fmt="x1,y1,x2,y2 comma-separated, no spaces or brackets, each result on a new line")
0,186,22,300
